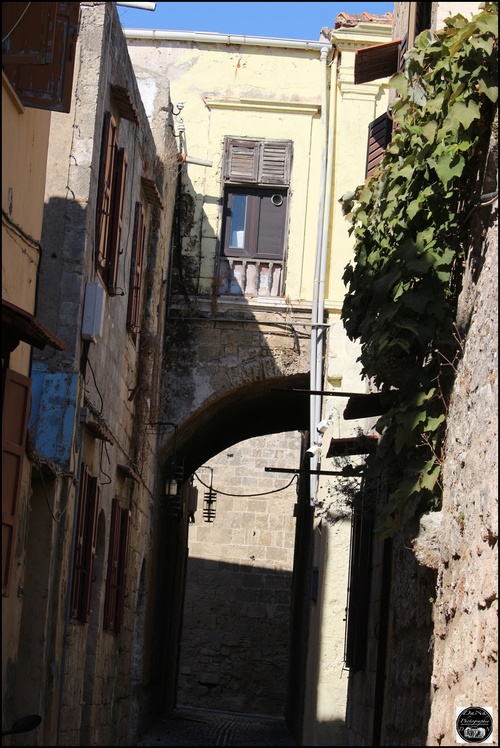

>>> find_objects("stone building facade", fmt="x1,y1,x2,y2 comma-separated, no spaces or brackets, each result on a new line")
3,3,176,745
327,3,498,745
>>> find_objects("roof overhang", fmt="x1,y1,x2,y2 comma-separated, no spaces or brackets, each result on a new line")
2,299,66,352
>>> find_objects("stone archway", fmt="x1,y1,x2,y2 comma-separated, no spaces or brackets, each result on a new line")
152,365,313,720
157,309,312,476
159,371,311,478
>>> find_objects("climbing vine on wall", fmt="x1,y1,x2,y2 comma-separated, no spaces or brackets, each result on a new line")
340,3,498,537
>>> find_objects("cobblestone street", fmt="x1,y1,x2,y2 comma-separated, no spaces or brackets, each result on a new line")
137,706,296,747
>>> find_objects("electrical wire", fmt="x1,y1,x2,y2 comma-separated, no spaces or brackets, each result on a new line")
193,471,298,498
2,3,31,43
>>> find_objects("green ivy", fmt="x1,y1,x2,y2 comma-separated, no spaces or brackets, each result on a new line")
340,3,498,538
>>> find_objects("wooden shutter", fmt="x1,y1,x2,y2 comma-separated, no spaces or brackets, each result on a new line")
71,463,89,618
2,3,80,113
365,112,393,180
344,496,374,670
224,139,260,183
95,112,118,271
2,3,57,65
255,191,287,259
70,465,99,621
104,498,121,631
260,142,292,185
2,369,31,596
115,507,130,633
80,476,99,623
127,202,146,340
398,33,408,73
106,148,128,295
224,138,292,186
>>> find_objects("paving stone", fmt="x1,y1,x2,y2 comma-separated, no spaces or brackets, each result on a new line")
137,706,296,746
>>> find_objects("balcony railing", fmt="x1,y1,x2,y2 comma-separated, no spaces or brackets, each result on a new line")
218,257,283,297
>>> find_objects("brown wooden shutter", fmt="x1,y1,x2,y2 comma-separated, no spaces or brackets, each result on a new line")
96,112,118,270
398,33,408,73
2,369,31,597
344,494,374,670
104,498,121,631
259,142,292,185
106,148,128,295
365,112,393,180
2,3,80,113
127,202,146,340
70,463,89,618
255,192,287,259
2,4,57,65
224,139,260,182
80,477,99,623
224,139,292,186
115,507,130,633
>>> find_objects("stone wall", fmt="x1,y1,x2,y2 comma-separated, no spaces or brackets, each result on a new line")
416,127,498,746
177,432,302,716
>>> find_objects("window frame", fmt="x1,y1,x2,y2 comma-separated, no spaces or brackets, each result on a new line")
221,185,288,261
2,368,31,597
127,202,147,343
70,463,100,622
103,497,130,634
219,137,293,297
95,111,128,296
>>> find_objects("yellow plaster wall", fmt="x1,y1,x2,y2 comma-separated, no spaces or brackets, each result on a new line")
127,40,327,302
2,73,51,374
127,32,390,309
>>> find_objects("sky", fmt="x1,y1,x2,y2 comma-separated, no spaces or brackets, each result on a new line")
117,2,395,41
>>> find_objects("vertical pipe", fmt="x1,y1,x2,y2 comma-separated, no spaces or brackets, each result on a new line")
315,48,339,418
309,45,330,503
310,46,338,504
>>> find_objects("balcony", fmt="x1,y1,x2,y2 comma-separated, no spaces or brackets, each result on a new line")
218,257,283,297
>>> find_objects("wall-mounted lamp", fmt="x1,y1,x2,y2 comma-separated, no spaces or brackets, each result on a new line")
163,465,184,516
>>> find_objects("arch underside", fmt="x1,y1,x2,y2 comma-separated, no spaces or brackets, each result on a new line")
161,372,310,478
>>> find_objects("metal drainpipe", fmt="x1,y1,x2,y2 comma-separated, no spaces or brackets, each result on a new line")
123,28,331,54
309,44,333,503
116,2,157,10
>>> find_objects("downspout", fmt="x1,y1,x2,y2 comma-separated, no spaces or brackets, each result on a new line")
309,46,338,503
